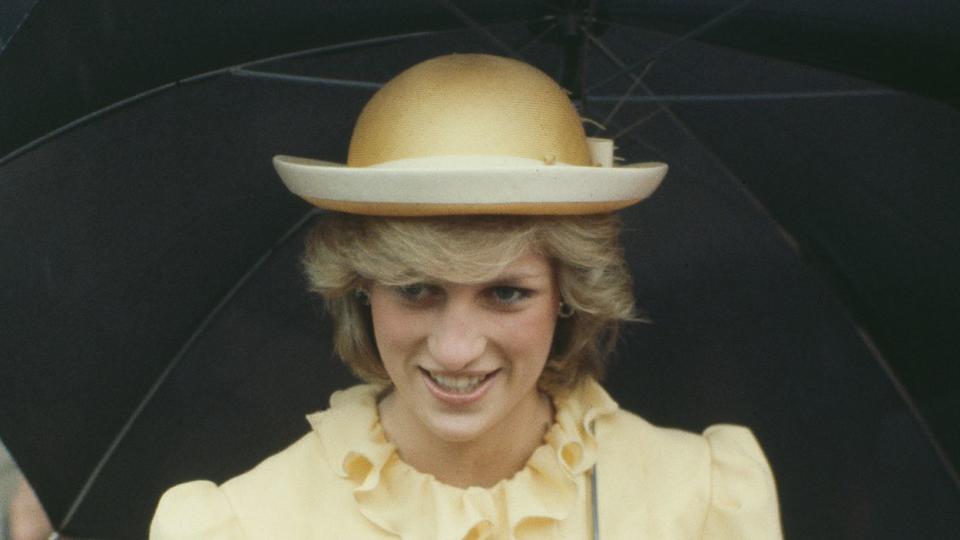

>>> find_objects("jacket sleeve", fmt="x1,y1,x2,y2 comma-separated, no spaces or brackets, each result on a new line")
150,480,246,540
700,425,782,540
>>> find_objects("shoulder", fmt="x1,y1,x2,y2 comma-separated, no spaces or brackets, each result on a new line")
222,431,327,495
150,431,348,539
700,425,782,539
597,408,778,485
596,409,714,492
150,433,323,537
149,426,338,539
150,480,244,539
150,385,384,538
595,410,781,539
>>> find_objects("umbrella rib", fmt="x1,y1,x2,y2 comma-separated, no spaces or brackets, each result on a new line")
235,30,441,70
610,108,664,140
581,22,897,131
516,17,560,53
0,0,42,55
3,22,552,165
613,76,960,490
850,328,960,487
576,0,603,117
57,210,323,532
229,68,384,90
600,63,656,127
592,89,901,103
608,122,669,163
587,0,755,93
0,29,449,165
578,25,664,132
437,0,526,60
0,82,178,166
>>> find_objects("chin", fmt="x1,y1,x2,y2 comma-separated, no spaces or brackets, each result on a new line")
422,411,496,444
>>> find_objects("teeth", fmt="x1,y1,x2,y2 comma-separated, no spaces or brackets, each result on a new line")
429,372,486,393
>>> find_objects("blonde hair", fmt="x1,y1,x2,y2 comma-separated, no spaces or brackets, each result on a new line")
303,212,637,393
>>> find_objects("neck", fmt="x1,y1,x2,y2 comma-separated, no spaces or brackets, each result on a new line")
379,390,554,489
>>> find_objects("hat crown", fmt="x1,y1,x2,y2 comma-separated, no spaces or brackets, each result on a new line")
347,54,592,167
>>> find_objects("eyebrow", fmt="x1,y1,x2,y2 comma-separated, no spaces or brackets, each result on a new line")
490,270,550,282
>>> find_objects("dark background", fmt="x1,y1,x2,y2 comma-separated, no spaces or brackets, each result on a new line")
1,1,957,537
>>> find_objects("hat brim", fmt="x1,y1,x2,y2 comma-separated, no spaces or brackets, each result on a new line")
273,155,668,216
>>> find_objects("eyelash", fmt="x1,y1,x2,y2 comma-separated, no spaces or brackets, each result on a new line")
488,286,532,305
392,284,533,307
395,284,438,302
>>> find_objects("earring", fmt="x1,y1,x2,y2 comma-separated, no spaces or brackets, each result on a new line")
355,288,370,305
558,302,574,319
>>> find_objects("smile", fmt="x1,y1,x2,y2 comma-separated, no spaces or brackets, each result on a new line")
420,368,499,404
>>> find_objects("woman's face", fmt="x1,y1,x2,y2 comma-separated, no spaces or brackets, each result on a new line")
369,251,560,444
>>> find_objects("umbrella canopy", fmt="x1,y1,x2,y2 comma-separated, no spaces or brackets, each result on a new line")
3,0,958,159
1,1,958,538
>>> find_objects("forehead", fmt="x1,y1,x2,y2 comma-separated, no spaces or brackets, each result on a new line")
409,250,554,285
491,251,553,279
364,247,554,287
413,255,557,295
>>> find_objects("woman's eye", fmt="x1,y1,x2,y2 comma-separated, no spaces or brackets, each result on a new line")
395,284,436,303
488,286,530,305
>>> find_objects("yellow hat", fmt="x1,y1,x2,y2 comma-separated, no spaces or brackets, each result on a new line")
273,53,667,216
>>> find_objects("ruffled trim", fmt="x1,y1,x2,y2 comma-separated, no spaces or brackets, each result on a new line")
307,379,618,540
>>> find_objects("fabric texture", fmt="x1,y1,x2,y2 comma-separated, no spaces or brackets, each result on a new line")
151,379,781,539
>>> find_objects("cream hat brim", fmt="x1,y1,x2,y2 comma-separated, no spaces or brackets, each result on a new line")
273,154,668,216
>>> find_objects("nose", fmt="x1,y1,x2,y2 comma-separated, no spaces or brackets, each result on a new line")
427,302,486,370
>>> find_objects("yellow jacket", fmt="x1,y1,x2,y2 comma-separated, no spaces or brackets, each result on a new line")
151,379,781,539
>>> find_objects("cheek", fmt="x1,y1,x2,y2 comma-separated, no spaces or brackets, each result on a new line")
369,303,393,344
500,307,558,360
369,301,406,360
369,299,430,364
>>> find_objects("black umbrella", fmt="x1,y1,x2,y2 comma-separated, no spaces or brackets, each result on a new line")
2,1,958,538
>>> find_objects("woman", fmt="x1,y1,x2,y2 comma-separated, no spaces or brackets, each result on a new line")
151,54,781,539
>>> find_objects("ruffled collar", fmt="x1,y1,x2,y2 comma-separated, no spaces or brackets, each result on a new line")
307,378,618,540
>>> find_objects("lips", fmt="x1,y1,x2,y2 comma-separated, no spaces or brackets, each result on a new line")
420,368,499,405
431,373,484,391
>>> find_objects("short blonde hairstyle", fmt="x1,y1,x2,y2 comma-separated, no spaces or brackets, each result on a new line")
303,212,637,393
